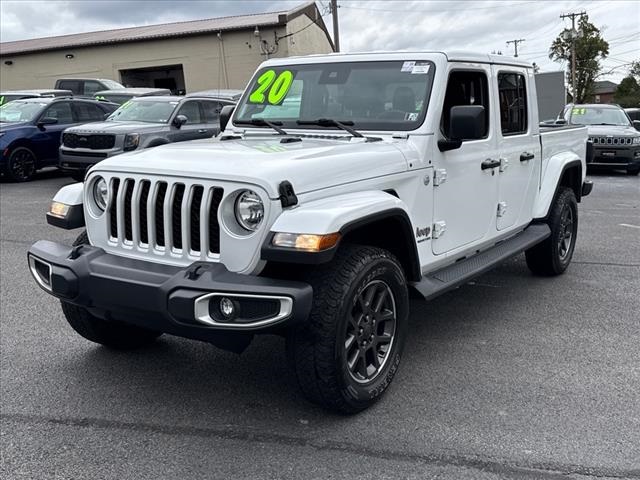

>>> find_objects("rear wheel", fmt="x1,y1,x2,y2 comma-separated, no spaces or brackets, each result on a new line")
287,245,409,413
6,147,36,182
60,230,162,349
526,187,578,276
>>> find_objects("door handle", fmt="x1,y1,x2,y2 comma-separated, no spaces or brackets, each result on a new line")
520,151,535,162
481,158,501,170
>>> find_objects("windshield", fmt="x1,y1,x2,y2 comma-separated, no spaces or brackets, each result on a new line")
0,101,47,122
234,61,435,131
107,99,178,123
568,106,631,126
101,79,125,90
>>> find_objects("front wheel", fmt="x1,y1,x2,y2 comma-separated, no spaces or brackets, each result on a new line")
6,147,36,182
287,245,409,413
526,187,578,276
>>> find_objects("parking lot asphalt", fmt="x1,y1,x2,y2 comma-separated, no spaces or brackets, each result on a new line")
1,170,639,480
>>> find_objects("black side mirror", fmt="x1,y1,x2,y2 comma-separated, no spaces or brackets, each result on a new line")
633,120,640,131
554,119,567,125
172,114,188,128
438,105,485,152
219,105,235,132
37,117,58,129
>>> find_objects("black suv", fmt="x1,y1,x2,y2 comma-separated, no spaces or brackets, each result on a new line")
59,94,237,181
0,97,118,181
563,104,640,175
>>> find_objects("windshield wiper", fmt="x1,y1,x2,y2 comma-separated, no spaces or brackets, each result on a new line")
234,118,288,135
296,118,364,138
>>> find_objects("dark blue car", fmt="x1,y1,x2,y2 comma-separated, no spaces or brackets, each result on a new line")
0,97,117,181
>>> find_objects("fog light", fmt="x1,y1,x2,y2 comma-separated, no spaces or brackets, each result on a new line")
219,297,236,319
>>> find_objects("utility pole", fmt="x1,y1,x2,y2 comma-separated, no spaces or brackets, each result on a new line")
330,0,340,52
505,38,525,57
560,11,586,100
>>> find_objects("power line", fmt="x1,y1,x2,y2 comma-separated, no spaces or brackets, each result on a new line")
559,11,587,98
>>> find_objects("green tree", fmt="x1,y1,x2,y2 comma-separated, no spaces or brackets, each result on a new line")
614,76,640,108
549,15,609,103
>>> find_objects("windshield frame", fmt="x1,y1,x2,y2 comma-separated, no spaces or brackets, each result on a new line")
568,106,632,127
232,60,436,133
106,98,179,123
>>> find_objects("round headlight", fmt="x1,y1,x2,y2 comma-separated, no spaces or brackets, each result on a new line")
234,190,264,231
93,177,108,212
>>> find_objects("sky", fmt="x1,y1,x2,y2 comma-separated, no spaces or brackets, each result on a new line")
1,0,638,83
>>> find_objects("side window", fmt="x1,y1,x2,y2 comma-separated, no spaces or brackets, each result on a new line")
176,101,202,124
202,101,222,123
498,73,528,135
83,81,103,96
57,80,81,95
441,70,490,138
42,102,74,124
74,102,106,122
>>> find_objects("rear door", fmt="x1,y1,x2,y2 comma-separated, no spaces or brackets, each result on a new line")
492,68,540,231
72,101,108,123
432,67,499,255
201,100,223,137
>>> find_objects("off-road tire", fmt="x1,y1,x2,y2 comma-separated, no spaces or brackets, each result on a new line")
287,245,409,413
60,230,162,349
525,187,578,276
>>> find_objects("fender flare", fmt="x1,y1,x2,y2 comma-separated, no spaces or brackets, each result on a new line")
261,190,421,280
533,156,582,220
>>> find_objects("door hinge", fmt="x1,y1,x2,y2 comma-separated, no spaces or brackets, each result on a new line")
433,221,447,238
499,158,509,173
497,202,507,217
433,169,447,186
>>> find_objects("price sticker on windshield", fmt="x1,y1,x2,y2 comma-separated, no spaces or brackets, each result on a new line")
572,108,586,115
249,69,295,105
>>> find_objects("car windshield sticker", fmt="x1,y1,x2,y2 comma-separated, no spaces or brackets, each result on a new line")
120,100,133,109
401,61,416,72
0,96,4,106
94,95,106,101
249,69,295,105
572,108,586,115
411,62,430,74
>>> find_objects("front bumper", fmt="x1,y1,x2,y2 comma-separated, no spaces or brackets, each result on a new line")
59,147,122,172
588,145,640,169
28,240,313,347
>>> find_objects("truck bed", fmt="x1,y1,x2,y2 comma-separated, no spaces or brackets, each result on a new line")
539,124,588,179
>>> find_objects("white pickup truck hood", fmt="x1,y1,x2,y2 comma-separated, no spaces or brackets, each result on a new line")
92,136,410,198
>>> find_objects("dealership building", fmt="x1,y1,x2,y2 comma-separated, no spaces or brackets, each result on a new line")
0,1,334,93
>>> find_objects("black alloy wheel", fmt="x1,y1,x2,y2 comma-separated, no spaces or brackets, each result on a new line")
7,148,36,182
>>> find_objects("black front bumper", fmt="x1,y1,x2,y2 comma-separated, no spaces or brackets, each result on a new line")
28,240,313,349
588,145,640,169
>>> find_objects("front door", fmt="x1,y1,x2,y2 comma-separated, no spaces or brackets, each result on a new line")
432,67,499,255
493,68,540,231
169,100,208,142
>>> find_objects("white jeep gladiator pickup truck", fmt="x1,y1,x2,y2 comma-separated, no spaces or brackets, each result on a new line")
28,52,592,413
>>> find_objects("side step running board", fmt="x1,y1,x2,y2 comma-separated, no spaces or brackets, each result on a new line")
411,223,551,300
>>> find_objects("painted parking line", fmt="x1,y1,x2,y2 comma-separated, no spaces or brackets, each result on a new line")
619,223,640,229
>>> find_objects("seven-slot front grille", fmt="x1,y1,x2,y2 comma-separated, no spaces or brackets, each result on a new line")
589,136,633,146
63,133,115,149
107,178,223,255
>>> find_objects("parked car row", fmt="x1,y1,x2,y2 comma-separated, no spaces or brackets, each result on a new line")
1,88,243,182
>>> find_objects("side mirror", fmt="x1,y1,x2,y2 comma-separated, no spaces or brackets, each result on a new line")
219,105,235,132
37,117,58,129
554,119,567,125
438,105,485,152
172,114,188,128
633,120,640,131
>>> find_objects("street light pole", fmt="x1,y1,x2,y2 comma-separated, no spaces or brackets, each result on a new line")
331,0,340,52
